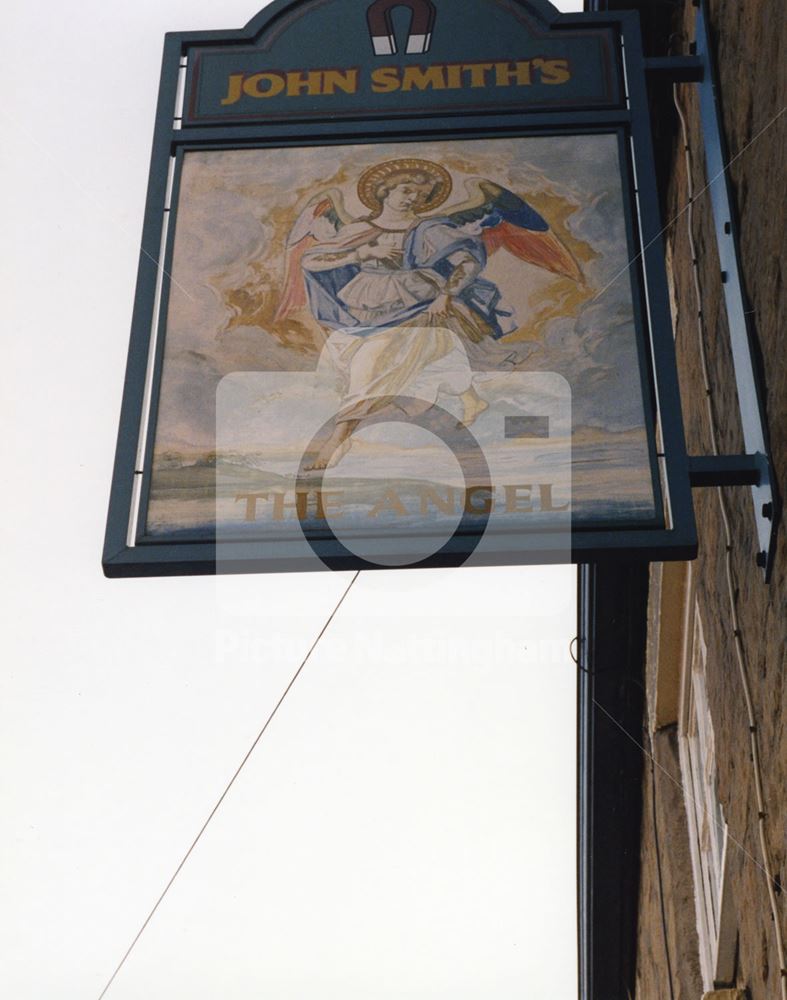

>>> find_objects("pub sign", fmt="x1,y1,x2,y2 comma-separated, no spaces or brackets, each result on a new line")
103,0,696,575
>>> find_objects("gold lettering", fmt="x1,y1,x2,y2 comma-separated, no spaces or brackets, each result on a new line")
242,72,286,99
464,486,494,515
286,71,323,97
271,491,310,520
315,491,343,520
322,69,358,95
419,487,457,515
463,62,494,88
371,66,401,93
537,58,571,85
401,65,447,91
504,484,533,513
445,64,463,89
494,61,532,87
235,492,269,521
539,484,570,511
220,73,244,106
368,489,408,517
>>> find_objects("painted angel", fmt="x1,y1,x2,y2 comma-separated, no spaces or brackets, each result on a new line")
275,157,582,468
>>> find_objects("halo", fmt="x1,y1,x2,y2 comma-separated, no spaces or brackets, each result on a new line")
357,158,452,214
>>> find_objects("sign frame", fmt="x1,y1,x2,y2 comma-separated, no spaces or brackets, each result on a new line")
103,0,697,577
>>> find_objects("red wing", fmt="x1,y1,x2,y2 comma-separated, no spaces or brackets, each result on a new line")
274,235,317,322
275,196,344,322
483,221,583,282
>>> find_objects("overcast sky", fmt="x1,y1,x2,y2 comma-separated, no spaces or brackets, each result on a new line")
2,2,583,998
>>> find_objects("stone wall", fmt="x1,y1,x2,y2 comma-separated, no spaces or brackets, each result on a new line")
635,1,786,999
636,721,705,999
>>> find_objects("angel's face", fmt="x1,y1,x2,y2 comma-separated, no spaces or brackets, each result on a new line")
383,181,431,213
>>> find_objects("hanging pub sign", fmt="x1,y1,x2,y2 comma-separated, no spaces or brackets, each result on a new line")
103,0,697,576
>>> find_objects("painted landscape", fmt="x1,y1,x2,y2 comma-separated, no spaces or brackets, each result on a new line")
145,135,659,544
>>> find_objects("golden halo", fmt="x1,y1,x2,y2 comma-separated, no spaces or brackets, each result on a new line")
357,158,452,215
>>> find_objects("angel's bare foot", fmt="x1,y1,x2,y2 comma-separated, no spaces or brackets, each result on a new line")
304,420,356,471
459,389,489,427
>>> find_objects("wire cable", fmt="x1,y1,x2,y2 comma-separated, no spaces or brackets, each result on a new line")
95,570,361,1000
673,84,786,1000
591,103,785,304
593,696,769,885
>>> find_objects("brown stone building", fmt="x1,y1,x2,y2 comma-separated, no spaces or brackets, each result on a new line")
586,1,785,998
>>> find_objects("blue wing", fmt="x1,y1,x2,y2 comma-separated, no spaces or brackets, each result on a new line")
444,179,583,281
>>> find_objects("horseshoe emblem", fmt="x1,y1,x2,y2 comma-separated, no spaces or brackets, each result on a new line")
366,0,437,56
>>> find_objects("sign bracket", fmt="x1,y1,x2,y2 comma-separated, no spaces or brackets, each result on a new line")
643,55,703,83
687,454,767,489
643,3,779,581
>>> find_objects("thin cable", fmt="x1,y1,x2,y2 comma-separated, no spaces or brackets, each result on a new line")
674,83,786,998
95,570,361,1000
593,697,768,883
591,103,785,303
0,108,195,304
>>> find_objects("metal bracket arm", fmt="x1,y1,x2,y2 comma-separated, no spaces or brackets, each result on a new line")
638,5,778,579
644,56,704,82
672,2,779,580
688,454,767,488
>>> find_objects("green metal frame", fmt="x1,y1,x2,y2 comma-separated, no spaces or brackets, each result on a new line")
103,0,698,578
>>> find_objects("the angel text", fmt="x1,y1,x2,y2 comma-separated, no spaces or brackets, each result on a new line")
235,485,570,522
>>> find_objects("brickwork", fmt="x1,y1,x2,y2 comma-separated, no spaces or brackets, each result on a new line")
635,1,786,999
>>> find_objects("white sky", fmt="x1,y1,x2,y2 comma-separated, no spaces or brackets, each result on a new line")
2,2,583,998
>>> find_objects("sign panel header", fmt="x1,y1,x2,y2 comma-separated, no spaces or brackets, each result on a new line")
184,0,620,124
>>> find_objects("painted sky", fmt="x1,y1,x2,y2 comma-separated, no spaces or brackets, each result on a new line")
4,3,584,998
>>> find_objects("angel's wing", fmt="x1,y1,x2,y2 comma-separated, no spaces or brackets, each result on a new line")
444,179,583,283
275,189,352,322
